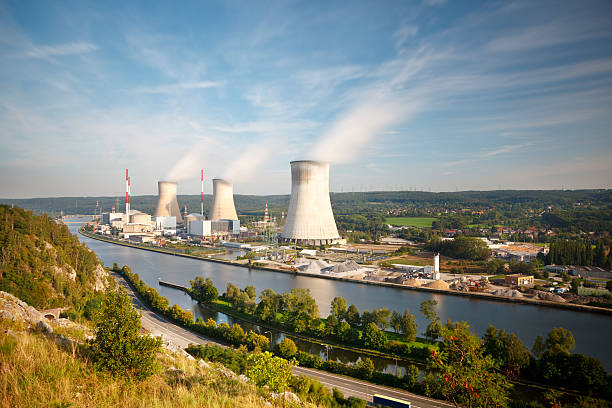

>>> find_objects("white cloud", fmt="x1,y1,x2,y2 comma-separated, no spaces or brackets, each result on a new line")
487,17,612,53
481,144,526,158
23,42,98,58
394,24,418,50
135,81,224,93
423,0,446,6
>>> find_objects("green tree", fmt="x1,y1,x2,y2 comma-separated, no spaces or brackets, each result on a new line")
399,309,418,342
245,351,295,393
355,357,375,379
426,321,510,407
277,338,298,358
190,276,218,303
482,325,530,378
346,304,360,326
330,296,348,321
544,327,575,355
420,300,441,342
363,322,387,349
90,288,162,380
373,308,391,330
402,364,420,390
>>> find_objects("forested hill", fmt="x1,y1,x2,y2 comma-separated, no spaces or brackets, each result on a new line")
1,189,610,217
0,205,109,309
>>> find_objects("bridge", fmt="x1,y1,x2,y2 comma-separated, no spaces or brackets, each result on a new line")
40,308,66,320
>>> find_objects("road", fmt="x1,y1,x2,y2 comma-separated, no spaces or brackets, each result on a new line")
114,273,454,408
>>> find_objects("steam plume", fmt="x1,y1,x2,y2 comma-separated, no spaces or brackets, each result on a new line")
309,96,420,163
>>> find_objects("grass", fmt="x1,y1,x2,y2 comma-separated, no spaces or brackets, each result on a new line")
0,326,308,408
385,217,437,228
383,257,431,266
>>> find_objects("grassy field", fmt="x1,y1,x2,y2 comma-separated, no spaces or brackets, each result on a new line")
384,257,431,266
385,217,437,228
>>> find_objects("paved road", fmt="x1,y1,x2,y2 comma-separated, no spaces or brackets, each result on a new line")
114,273,453,407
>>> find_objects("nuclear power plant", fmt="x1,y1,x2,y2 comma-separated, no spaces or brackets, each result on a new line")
281,160,340,245
210,179,238,220
154,181,183,223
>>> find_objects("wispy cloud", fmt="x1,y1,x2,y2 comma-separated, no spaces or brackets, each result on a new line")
487,16,612,52
23,42,98,58
481,144,527,158
135,81,224,93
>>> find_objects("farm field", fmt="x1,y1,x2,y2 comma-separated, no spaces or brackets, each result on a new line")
385,216,437,227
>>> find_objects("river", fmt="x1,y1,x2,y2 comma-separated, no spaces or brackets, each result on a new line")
66,218,612,372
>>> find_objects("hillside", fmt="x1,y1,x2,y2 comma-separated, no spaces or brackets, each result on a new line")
0,291,318,408
1,189,610,217
0,205,110,311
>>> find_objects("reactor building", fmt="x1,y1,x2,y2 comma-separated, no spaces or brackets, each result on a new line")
281,160,340,245
210,179,238,220
154,181,183,223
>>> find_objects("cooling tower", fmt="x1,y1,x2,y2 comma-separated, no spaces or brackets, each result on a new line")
210,179,238,220
281,160,340,245
154,181,183,223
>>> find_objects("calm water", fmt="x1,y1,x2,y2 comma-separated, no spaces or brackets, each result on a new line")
67,219,612,372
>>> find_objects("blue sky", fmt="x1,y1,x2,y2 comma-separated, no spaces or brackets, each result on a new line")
1,0,611,198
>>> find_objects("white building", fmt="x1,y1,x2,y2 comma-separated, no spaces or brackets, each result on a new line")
189,219,212,237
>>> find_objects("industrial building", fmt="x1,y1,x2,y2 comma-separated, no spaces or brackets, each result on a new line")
281,160,341,245
154,181,183,223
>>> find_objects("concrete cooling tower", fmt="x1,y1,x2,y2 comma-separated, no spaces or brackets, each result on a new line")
154,181,183,223
281,160,340,245
210,179,238,220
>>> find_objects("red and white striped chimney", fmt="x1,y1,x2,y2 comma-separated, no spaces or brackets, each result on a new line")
201,169,204,217
125,169,130,217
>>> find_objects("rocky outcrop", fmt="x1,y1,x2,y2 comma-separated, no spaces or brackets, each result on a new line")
0,291,45,324
93,264,110,291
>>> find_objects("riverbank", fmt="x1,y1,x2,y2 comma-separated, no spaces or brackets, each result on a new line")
158,279,431,366
79,228,612,315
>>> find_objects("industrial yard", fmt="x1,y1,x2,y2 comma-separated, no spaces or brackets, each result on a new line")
83,160,611,312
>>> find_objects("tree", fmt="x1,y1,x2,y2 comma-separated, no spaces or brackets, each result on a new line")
482,325,530,378
363,322,387,349
330,296,347,321
245,351,295,393
277,338,298,358
532,335,546,359
325,314,338,336
426,321,510,407
346,304,360,326
373,308,391,330
90,288,162,380
544,327,575,355
245,330,270,350
398,309,418,342
355,357,375,379
403,364,420,389
190,276,218,303
420,300,441,342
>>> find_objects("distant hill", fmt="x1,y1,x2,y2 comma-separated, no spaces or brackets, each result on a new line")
1,189,610,218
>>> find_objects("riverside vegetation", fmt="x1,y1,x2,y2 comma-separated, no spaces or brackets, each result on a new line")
0,205,368,407
118,263,612,407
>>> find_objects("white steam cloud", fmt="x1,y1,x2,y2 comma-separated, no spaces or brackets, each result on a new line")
166,147,205,182
223,142,273,183
309,96,421,163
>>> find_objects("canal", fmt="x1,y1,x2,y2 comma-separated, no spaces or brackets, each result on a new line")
67,219,612,372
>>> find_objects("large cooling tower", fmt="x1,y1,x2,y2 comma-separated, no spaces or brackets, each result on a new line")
154,181,183,223
281,160,340,245
210,179,238,220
